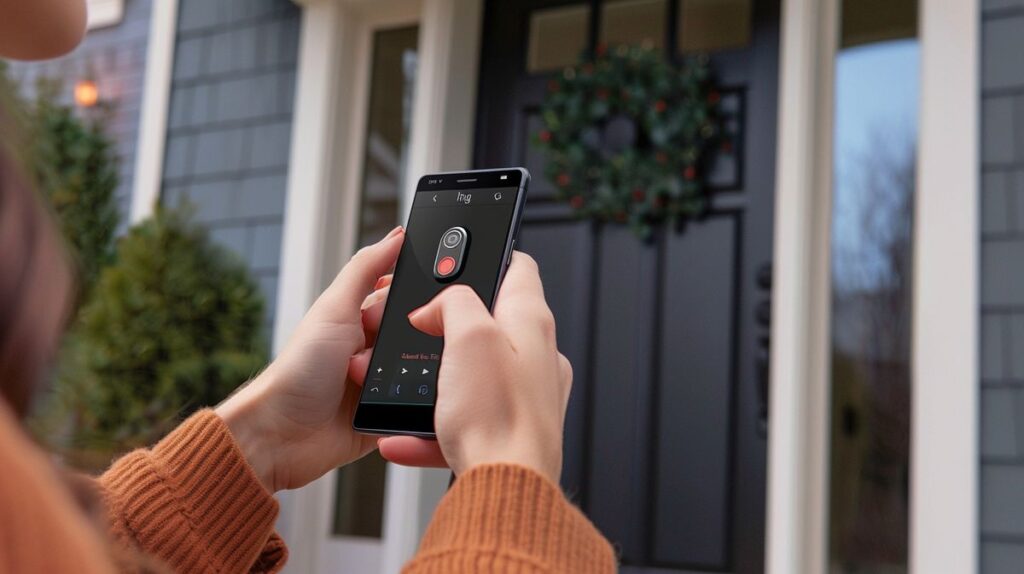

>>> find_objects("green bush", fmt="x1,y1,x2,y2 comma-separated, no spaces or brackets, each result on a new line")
42,208,267,457
25,80,119,294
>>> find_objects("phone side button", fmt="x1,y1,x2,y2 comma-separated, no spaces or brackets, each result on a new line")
506,240,515,267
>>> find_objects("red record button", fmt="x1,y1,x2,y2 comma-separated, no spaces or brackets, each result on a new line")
436,256,456,276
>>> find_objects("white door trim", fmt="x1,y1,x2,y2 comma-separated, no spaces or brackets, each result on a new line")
129,0,178,224
909,0,979,572
276,0,483,571
765,0,838,572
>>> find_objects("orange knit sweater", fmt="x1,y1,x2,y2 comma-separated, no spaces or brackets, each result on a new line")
0,405,615,573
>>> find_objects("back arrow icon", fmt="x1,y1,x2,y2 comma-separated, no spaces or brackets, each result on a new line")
432,194,437,202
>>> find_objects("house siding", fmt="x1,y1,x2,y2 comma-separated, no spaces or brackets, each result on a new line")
160,0,301,334
5,0,154,225
981,0,1024,571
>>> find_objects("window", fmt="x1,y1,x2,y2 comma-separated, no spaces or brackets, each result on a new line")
827,0,919,570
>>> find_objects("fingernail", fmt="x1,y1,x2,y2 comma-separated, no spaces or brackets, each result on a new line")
407,306,424,322
384,226,404,240
374,277,389,290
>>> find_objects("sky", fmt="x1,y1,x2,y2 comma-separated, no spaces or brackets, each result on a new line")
832,39,921,292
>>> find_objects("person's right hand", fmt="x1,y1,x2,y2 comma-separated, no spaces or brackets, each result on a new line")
377,252,572,483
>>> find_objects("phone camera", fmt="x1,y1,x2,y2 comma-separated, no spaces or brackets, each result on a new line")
443,229,464,248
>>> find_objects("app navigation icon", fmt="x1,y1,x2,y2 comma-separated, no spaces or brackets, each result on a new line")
401,368,408,374
417,385,429,396
421,368,430,375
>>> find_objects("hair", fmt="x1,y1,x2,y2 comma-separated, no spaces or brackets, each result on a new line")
0,86,73,418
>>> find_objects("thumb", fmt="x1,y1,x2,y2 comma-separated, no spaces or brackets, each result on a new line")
311,227,404,320
407,284,491,338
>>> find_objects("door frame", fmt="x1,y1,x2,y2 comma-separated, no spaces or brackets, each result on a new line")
272,0,981,572
274,0,483,572
766,1,980,573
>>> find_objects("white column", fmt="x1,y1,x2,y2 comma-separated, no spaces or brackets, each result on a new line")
765,0,838,572
910,0,980,572
129,0,178,224
275,2,349,571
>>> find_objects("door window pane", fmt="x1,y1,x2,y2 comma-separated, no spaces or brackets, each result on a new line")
527,4,591,73
599,0,666,52
356,26,419,247
677,0,752,53
333,24,419,539
828,1,919,571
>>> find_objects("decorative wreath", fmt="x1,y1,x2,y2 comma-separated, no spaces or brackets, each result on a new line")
533,44,724,238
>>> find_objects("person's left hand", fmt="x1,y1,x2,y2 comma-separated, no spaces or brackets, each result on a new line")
216,227,403,492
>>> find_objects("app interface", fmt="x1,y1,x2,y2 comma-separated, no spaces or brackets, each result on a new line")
359,186,519,405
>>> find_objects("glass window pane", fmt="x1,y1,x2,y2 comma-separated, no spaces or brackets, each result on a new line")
333,25,419,539
599,0,666,52
527,4,590,74
827,1,919,571
677,0,752,54
356,25,419,247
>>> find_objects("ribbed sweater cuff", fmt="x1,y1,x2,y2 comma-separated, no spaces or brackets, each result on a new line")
101,409,284,573
409,464,616,573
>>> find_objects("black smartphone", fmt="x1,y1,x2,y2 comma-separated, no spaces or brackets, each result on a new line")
352,167,530,437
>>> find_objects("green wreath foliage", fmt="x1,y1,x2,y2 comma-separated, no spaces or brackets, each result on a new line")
533,44,723,238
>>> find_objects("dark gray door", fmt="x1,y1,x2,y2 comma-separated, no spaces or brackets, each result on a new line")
473,1,780,572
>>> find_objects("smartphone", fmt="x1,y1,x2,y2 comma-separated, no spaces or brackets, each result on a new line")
352,167,530,437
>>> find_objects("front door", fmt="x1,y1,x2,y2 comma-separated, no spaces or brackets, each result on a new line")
474,1,780,572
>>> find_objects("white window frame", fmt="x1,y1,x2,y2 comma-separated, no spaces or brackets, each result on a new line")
276,0,483,572
767,0,980,572
910,0,979,572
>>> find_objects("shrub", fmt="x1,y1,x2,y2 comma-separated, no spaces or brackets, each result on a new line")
25,80,119,294
41,208,267,458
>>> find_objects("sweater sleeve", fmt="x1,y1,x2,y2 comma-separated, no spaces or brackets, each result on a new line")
99,410,287,574
403,464,617,574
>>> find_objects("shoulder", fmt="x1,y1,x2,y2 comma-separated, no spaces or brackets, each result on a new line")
0,403,115,573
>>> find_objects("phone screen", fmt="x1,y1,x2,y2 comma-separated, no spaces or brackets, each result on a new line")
353,168,528,436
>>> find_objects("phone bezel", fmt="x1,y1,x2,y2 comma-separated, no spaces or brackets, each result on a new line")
352,167,530,437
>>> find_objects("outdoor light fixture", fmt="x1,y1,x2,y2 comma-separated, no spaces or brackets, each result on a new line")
74,80,99,108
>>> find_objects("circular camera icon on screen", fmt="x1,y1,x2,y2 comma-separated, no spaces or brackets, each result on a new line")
434,227,468,281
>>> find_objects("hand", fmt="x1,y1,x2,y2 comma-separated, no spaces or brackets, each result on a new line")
216,227,403,492
378,252,572,483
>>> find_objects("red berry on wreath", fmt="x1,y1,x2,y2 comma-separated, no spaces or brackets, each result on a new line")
614,211,627,223
708,91,721,104
656,151,668,164
570,195,585,209
632,188,646,202
655,99,667,113
596,43,608,56
596,88,610,100
684,166,697,180
548,79,560,93
557,173,571,187
721,140,733,153
539,129,552,143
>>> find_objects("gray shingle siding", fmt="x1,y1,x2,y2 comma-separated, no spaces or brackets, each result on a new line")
5,0,154,226
981,2,1024,570
161,0,301,335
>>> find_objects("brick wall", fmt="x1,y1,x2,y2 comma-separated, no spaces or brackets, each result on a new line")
6,0,153,225
980,0,1024,571
160,0,301,335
